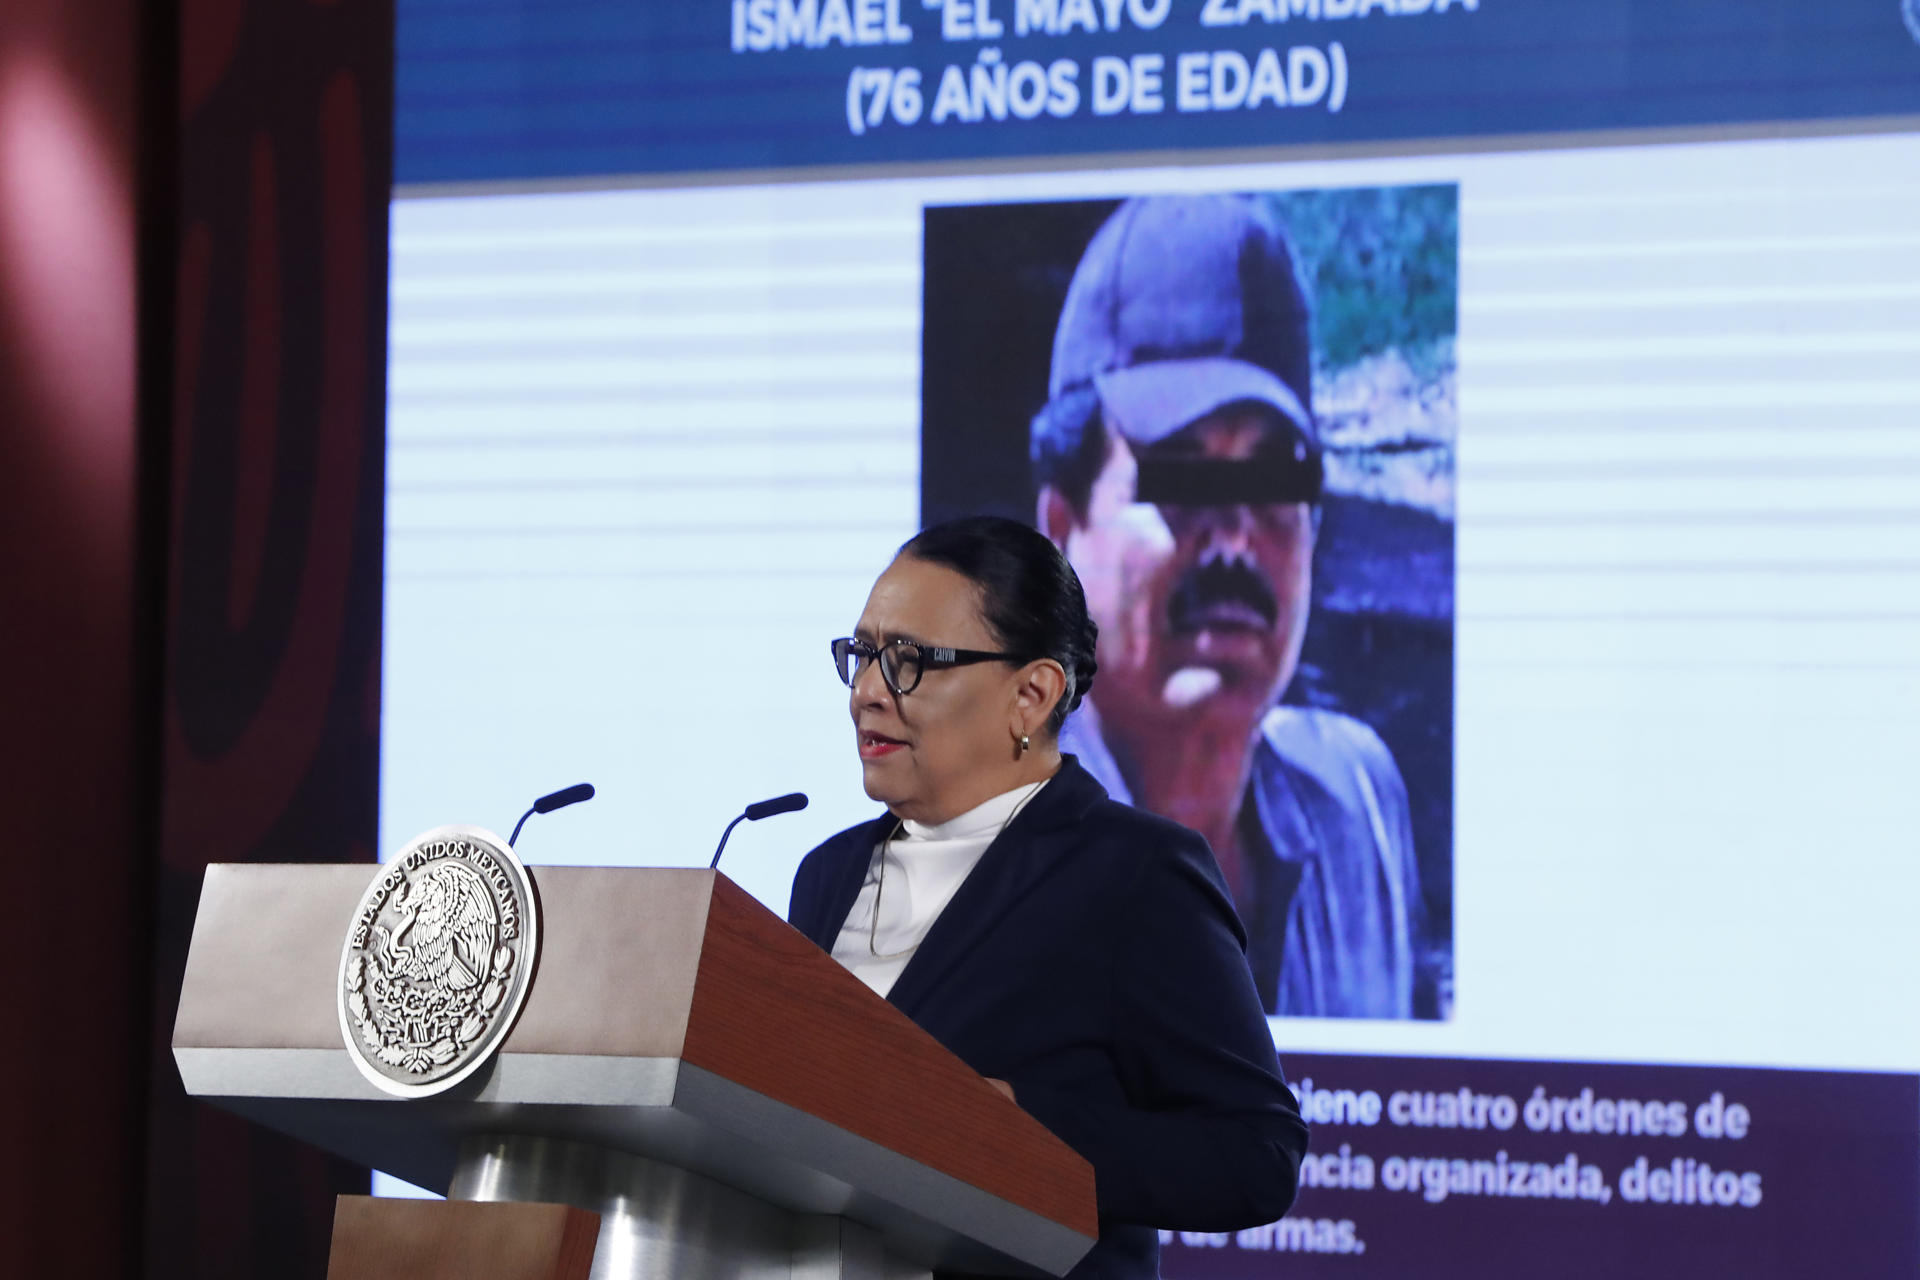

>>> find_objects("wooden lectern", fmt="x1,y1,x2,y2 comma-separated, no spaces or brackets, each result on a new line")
174,865,1098,1280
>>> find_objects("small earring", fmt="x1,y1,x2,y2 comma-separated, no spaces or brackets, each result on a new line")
1017,733,1031,756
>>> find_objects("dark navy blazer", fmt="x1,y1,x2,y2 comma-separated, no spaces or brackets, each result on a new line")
787,757,1310,1279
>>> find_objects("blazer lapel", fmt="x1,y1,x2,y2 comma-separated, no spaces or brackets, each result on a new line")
884,758,1106,1017
801,812,895,951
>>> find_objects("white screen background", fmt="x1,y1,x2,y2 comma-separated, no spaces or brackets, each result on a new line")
382,130,1920,1083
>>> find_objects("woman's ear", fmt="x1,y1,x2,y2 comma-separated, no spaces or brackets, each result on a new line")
1012,658,1068,733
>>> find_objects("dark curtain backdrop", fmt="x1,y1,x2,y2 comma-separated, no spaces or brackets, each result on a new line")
0,0,391,1274
0,0,145,1274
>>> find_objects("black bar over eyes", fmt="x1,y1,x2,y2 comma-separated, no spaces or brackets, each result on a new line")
1133,452,1324,507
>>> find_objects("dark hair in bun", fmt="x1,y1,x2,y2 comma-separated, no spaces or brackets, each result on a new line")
899,515,1098,734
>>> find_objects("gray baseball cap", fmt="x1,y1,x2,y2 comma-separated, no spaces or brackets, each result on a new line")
1048,194,1315,448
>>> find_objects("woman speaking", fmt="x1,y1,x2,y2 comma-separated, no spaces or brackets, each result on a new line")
788,516,1309,1278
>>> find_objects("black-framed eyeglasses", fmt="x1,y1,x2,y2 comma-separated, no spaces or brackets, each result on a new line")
829,637,1026,696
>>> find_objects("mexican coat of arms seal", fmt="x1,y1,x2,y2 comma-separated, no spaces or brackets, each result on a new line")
337,825,539,1097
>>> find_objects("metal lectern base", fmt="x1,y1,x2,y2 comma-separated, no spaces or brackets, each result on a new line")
448,1135,934,1280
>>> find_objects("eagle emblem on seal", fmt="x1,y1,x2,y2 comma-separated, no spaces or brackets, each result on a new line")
338,825,539,1097
382,862,496,993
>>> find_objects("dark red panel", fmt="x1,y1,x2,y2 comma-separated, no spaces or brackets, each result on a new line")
144,0,394,1276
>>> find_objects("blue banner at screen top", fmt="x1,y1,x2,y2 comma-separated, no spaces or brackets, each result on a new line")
395,0,1920,185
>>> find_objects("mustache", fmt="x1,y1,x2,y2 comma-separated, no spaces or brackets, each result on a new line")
1167,554,1280,632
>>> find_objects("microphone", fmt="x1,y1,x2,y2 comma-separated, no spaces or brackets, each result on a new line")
711,792,809,870
508,782,596,847
744,792,809,822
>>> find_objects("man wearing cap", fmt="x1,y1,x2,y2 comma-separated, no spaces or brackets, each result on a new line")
1035,193,1421,1019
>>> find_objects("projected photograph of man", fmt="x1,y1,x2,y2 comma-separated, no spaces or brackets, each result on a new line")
922,188,1456,1020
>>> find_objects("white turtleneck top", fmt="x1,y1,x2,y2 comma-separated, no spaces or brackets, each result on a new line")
829,779,1047,998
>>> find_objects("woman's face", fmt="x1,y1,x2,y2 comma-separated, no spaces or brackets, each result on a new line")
849,556,1034,824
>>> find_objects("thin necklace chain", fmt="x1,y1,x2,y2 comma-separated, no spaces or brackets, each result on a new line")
868,782,1043,958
